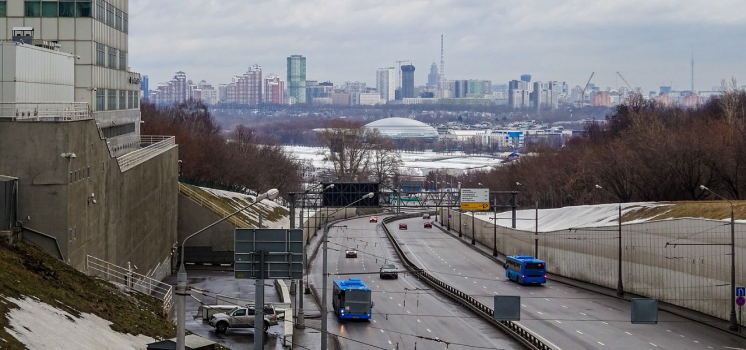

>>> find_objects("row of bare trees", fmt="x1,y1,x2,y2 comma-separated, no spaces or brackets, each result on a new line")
464,88,746,207
141,100,302,196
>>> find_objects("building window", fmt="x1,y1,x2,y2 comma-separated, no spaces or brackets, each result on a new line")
115,8,122,30
119,51,126,70
58,0,75,17
95,43,105,66
107,46,116,68
76,0,91,17
105,2,113,26
96,88,104,110
127,91,133,109
102,122,135,138
123,13,128,33
25,1,41,16
119,90,126,109
0,1,6,17
107,89,116,111
96,0,104,20
134,92,139,108
41,0,57,17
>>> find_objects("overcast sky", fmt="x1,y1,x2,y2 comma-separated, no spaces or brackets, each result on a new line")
129,0,746,93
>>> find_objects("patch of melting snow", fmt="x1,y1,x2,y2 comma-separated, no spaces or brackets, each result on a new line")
5,296,155,350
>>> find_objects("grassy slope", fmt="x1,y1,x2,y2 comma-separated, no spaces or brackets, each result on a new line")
0,241,175,350
624,201,746,222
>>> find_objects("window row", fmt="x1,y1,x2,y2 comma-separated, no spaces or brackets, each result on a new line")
95,89,139,111
69,166,90,184
95,0,127,33
95,42,126,70
101,122,135,138
22,1,92,18
16,1,127,35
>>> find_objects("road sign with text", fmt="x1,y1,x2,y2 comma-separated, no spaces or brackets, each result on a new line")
460,188,490,210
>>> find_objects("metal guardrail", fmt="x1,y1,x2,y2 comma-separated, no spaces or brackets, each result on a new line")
381,215,553,350
85,255,173,316
178,183,253,228
0,102,91,121
116,136,176,172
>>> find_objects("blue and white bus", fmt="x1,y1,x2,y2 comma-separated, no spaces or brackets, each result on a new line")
504,255,547,285
332,278,374,320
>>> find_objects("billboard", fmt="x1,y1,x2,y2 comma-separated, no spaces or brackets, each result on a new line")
322,182,379,207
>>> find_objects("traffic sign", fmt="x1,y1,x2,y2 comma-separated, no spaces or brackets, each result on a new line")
736,296,745,307
737,286,745,297
460,188,490,211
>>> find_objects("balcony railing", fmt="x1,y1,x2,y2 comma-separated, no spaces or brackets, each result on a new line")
117,136,176,172
0,102,91,121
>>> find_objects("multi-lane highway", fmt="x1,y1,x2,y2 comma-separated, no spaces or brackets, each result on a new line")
386,215,746,350
307,215,524,350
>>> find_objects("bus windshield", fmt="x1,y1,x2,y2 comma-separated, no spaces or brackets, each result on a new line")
344,289,371,314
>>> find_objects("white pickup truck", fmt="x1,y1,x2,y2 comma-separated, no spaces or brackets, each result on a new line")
208,305,278,333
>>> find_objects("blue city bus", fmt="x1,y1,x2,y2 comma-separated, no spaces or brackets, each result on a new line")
504,255,547,284
332,278,374,320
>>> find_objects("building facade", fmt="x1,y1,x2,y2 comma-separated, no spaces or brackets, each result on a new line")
401,64,415,99
264,74,285,104
225,64,262,105
287,54,306,104
427,62,439,87
376,67,395,102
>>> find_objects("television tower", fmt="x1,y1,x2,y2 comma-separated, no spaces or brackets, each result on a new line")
691,48,695,93
439,34,446,96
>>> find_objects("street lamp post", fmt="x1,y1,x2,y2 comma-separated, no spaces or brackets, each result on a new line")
493,196,498,256
595,184,624,297
321,192,375,350
700,185,739,331
176,188,279,350
297,183,332,330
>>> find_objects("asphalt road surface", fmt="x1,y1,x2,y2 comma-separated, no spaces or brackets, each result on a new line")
386,215,746,350
307,215,524,350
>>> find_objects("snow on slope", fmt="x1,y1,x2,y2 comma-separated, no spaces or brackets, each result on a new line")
198,187,291,229
6,297,155,350
471,202,669,232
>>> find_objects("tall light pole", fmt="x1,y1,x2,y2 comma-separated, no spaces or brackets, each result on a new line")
297,183,333,330
176,188,279,350
321,192,375,350
492,196,498,256
595,184,624,297
700,185,739,331
517,182,539,258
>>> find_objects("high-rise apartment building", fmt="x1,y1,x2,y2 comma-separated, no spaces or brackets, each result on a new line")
141,75,149,99
401,64,416,99
287,55,307,104
264,74,285,104
509,80,532,109
427,62,439,87
376,67,396,102
225,64,262,105
343,81,366,105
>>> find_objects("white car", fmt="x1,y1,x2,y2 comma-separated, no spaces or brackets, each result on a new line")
209,305,278,333
380,264,398,279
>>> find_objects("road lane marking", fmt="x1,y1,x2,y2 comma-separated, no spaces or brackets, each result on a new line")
537,312,543,315
545,298,550,301
649,343,657,347
602,322,608,325
580,313,587,316
427,329,432,332
576,330,583,335
625,332,632,335
562,305,567,308
555,320,562,324
598,342,605,346
388,341,392,345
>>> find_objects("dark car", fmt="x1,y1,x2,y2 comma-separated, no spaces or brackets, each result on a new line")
423,222,432,228
345,247,358,258
399,223,407,230
379,264,398,279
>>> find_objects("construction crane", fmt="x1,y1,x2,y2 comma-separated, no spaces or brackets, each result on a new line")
578,72,595,108
395,60,411,91
616,71,641,102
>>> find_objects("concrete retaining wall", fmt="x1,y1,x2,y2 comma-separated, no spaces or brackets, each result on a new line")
441,209,746,321
0,119,179,275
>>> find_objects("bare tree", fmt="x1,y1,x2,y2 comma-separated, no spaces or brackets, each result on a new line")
318,120,383,181
369,138,402,184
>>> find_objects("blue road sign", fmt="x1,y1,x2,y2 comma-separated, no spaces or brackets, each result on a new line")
736,296,745,307
737,287,746,297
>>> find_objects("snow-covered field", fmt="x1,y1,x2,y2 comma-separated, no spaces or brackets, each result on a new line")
283,146,503,175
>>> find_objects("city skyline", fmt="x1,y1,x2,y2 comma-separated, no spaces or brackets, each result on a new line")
129,0,746,93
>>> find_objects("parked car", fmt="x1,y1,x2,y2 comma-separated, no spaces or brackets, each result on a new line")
209,305,278,333
423,222,432,228
380,264,398,279
423,213,430,219
399,223,408,230
370,216,378,223
345,247,358,258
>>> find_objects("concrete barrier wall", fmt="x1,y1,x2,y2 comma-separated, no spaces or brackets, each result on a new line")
442,209,746,321
0,120,179,274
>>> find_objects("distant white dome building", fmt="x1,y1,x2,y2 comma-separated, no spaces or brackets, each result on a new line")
365,117,439,141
